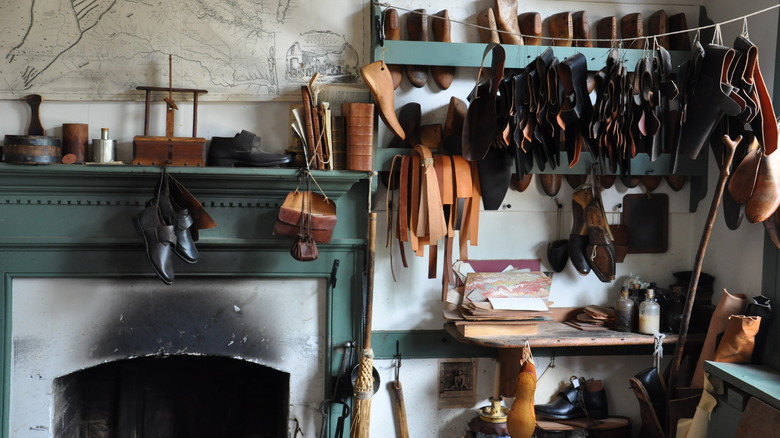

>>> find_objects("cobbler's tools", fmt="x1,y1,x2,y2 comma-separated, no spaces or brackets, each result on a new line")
133,55,208,166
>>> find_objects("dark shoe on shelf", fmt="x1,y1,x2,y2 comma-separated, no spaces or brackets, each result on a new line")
133,205,177,285
208,130,292,167
535,377,609,421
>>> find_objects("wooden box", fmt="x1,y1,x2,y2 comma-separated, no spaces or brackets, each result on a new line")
133,136,206,166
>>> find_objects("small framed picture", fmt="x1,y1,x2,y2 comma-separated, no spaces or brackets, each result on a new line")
437,358,477,408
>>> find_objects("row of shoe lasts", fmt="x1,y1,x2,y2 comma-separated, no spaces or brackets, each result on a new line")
133,172,212,284
534,376,609,421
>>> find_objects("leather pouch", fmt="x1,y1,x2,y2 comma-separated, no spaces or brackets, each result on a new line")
291,234,318,262
273,190,337,243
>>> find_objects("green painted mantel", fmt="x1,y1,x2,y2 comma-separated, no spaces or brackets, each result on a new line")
0,163,371,438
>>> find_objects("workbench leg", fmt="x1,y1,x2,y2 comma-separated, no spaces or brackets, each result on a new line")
498,348,523,397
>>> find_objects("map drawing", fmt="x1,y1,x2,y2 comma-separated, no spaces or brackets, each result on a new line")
0,0,367,101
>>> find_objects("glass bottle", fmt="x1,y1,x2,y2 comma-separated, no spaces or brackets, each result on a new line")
639,288,661,334
615,287,634,332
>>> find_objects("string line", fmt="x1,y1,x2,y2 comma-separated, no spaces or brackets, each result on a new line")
373,2,780,46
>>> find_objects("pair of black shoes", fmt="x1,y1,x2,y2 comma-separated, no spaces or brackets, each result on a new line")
208,130,291,167
133,171,200,284
535,376,609,421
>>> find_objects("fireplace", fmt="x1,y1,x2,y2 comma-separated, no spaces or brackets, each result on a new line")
0,166,369,438
53,356,289,437
13,277,322,437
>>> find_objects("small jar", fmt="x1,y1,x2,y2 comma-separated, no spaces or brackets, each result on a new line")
639,288,661,334
615,287,634,332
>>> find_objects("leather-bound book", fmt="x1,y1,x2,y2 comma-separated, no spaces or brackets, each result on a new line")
330,115,347,170
342,103,374,172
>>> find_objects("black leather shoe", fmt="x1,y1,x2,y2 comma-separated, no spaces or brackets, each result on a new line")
133,205,177,285
535,377,609,420
208,130,292,167
147,175,199,264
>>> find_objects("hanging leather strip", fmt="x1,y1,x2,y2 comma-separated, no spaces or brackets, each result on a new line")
413,144,448,245
409,154,421,253
397,155,411,267
386,154,403,281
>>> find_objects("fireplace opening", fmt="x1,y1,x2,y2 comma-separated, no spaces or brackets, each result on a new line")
53,355,289,438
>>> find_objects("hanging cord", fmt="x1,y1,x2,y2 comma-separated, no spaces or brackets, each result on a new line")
653,332,666,372
373,2,780,46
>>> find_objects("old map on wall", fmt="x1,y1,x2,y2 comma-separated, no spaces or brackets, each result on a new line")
0,0,368,101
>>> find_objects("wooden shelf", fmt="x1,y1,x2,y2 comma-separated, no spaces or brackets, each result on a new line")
444,322,686,349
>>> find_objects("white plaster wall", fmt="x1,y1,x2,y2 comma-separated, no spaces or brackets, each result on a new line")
0,0,774,436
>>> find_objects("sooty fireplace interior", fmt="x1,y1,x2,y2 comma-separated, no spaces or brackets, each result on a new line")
13,277,324,437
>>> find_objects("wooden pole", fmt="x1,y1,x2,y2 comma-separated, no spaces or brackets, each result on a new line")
667,135,739,399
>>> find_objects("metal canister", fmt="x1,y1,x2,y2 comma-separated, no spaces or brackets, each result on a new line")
92,128,116,163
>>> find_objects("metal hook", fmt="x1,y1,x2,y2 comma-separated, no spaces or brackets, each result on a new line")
741,17,750,39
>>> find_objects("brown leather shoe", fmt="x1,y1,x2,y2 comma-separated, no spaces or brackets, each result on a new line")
405,9,429,88
360,61,406,140
568,184,593,276
431,10,455,90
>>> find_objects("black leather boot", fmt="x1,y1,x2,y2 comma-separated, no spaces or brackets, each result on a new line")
208,130,291,167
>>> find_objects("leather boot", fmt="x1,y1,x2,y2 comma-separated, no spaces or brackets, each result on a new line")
713,315,761,363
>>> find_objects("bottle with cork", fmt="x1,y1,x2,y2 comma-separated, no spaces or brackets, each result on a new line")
638,287,661,334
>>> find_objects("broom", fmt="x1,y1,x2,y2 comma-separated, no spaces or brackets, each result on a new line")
351,212,378,438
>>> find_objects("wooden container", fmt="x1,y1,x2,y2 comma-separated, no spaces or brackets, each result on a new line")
62,123,88,163
132,136,206,166
3,135,61,164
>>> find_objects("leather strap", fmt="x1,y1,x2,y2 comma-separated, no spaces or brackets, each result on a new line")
409,154,421,253
413,145,448,245
386,154,403,281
